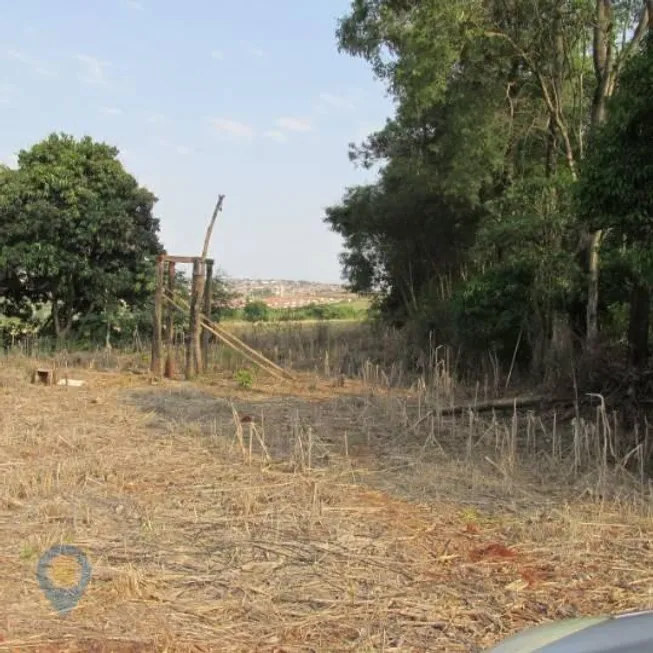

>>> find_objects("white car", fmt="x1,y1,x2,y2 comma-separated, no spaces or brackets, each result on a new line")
485,609,653,652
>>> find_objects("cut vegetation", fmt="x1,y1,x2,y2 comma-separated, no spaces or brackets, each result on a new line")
2,342,653,652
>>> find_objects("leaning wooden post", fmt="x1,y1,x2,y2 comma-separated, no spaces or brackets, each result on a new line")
185,258,203,380
164,261,176,379
201,259,214,373
151,255,164,376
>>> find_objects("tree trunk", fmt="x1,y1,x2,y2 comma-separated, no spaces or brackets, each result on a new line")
584,0,615,347
586,0,653,348
586,229,603,347
151,257,164,376
52,297,73,349
105,320,112,350
585,0,651,348
185,259,204,380
628,281,650,369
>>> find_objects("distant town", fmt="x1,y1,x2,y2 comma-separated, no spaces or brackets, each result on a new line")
224,278,361,309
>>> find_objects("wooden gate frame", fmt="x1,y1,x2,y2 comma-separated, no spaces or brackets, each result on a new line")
151,254,213,380
150,194,295,382
150,254,295,382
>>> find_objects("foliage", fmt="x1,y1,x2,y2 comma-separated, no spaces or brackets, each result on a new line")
576,31,653,363
234,368,255,389
577,32,653,282
214,301,368,323
326,0,653,373
243,300,271,323
0,133,164,343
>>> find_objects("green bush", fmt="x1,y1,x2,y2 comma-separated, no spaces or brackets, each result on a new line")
234,368,255,389
243,301,270,322
451,263,534,364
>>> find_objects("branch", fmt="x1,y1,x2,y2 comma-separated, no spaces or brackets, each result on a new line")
613,0,651,81
484,28,578,179
407,395,575,433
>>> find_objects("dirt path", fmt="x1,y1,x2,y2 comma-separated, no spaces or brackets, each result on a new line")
1,366,653,652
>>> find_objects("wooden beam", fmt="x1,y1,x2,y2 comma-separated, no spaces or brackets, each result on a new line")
201,195,225,260
163,291,295,381
160,255,215,265
202,259,214,373
164,261,176,379
185,258,203,380
150,256,164,376
199,317,286,381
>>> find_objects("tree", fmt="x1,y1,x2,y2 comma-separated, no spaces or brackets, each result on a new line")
577,32,653,367
0,133,164,343
210,268,239,322
243,300,270,323
325,0,653,379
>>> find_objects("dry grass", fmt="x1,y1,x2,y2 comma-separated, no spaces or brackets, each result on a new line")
1,349,653,652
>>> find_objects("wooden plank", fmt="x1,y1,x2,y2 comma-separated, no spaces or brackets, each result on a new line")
164,291,293,379
150,257,164,376
198,319,286,381
163,292,292,381
160,255,215,264
185,259,202,380
164,261,176,379
202,259,214,373
200,315,295,380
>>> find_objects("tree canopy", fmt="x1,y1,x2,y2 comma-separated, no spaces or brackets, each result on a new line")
326,0,653,373
0,132,164,341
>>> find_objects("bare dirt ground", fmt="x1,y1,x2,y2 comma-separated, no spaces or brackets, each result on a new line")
2,360,653,652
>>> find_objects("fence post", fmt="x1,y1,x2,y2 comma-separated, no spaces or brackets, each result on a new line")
202,259,214,373
186,258,203,379
150,255,164,376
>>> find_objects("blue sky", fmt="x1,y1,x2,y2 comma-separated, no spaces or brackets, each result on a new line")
0,0,393,283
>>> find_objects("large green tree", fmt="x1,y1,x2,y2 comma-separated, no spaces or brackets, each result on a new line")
0,133,164,342
577,32,653,367
327,0,652,370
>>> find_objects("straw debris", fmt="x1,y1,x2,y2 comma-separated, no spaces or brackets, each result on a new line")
1,363,653,652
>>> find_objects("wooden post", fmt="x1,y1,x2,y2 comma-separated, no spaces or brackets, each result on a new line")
186,258,203,380
201,196,225,259
151,255,164,376
194,262,206,374
202,259,214,373
164,261,176,379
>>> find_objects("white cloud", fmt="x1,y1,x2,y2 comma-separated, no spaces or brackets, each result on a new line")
145,112,166,126
263,130,288,144
7,49,29,63
6,49,55,77
35,65,56,77
210,49,225,61
243,41,266,58
151,138,192,155
210,117,255,141
99,106,122,116
276,117,313,133
0,84,15,106
319,92,355,111
75,54,109,85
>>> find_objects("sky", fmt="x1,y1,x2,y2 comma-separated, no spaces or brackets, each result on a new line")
0,0,394,283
